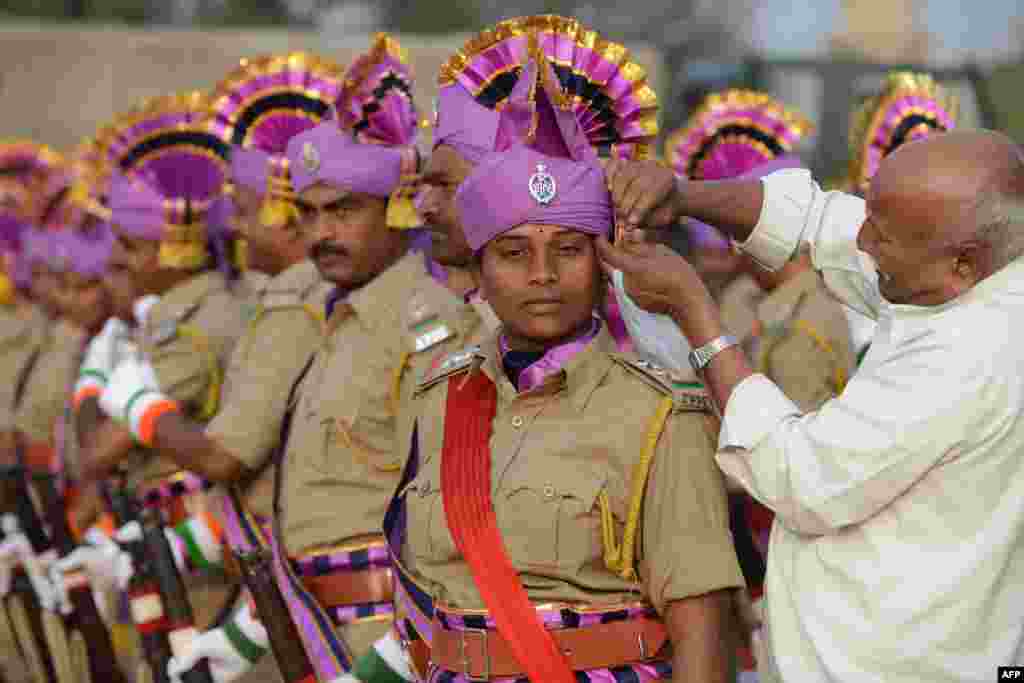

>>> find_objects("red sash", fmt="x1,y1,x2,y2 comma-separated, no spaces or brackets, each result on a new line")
440,371,576,683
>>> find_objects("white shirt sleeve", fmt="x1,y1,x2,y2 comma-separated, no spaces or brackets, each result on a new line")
715,324,999,535
742,169,882,321
611,269,692,374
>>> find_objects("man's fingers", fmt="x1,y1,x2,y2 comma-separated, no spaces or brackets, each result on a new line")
595,236,630,272
608,163,639,213
649,203,682,233
626,175,675,228
604,158,624,192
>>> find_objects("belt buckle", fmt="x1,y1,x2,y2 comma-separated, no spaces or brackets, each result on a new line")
459,627,490,681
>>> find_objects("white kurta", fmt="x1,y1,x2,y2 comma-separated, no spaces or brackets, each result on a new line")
715,169,1024,682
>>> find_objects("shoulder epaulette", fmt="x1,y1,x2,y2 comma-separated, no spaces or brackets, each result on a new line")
147,301,201,347
610,355,712,413
262,262,324,309
415,345,480,396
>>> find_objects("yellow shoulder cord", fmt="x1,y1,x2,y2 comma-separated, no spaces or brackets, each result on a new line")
600,395,674,581
175,324,222,421
759,319,848,395
301,303,326,328
390,351,412,418
0,273,13,306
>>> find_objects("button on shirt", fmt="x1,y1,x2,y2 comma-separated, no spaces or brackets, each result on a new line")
717,169,1024,682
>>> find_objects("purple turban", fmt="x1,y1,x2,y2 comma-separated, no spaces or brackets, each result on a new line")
285,124,414,197
455,55,611,252
61,224,114,279
0,215,24,255
434,85,498,164
211,52,344,198
457,146,611,252
282,34,422,230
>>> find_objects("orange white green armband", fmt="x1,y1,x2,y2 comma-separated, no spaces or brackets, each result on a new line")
73,370,108,410
99,357,179,447
125,390,180,447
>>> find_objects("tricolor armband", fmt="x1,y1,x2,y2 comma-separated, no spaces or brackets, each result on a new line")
353,631,415,682
173,513,224,572
223,618,268,665
124,389,179,447
73,370,108,410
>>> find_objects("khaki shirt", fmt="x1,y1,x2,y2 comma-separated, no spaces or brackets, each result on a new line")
280,251,467,556
126,270,256,488
754,269,854,412
0,303,48,433
401,327,744,614
207,260,331,519
719,274,763,350
14,319,86,445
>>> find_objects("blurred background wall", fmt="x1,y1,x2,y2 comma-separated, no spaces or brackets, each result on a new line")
1,0,1021,179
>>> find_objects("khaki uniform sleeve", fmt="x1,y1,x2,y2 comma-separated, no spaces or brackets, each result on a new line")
148,292,245,415
761,285,854,413
640,410,744,613
206,307,322,470
14,338,78,444
0,332,34,433
149,335,212,409
763,328,841,412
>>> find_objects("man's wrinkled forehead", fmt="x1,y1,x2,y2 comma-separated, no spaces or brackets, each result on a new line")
297,181,351,207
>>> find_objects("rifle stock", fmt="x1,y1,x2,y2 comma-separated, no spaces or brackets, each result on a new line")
109,484,174,683
0,463,57,683
140,506,214,683
36,474,127,683
236,546,316,683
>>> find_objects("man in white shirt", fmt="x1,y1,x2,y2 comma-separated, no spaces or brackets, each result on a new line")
596,130,1024,682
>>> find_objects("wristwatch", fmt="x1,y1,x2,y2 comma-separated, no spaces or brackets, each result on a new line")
688,335,738,372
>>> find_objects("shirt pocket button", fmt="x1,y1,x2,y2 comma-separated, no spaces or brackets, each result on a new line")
511,416,524,428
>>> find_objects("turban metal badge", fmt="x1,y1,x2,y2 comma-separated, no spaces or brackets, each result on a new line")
528,163,556,206
302,141,320,173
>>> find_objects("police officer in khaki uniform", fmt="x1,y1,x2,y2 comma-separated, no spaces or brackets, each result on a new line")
0,143,65,683
52,92,256,683
116,52,343,682
115,36,467,683
417,15,661,356
271,35,467,678
393,55,743,683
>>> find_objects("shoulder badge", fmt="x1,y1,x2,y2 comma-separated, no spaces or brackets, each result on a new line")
148,301,201,347
611,356,712,413
415,345,480,395
261,292,304,311
150,318,179,346
405,292,454,354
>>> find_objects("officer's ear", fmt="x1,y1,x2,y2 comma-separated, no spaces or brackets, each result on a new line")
471,251,485,299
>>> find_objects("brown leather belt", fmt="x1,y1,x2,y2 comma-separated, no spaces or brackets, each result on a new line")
430,616,668,679
300,566,394,608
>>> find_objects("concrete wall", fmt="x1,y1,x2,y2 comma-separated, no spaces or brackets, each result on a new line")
0,22,666,154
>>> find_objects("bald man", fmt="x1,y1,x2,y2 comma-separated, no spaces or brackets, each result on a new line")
599,131,1024,682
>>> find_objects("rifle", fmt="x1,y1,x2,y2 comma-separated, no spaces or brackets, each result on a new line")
108,480,174,683
228,489,315,683
0,462,57,683
139,505,214,683
35,472,126,683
